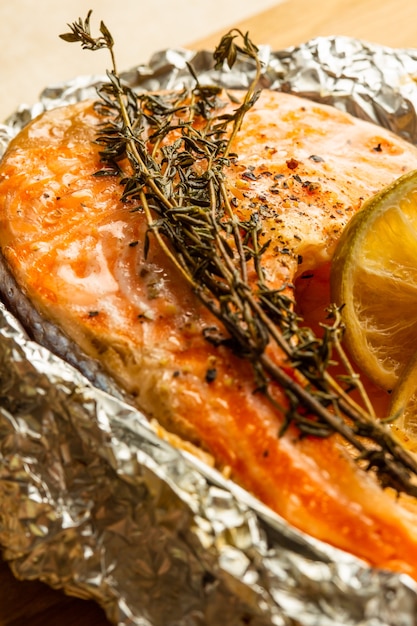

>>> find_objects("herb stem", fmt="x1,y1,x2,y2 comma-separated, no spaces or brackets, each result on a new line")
61,13,417,498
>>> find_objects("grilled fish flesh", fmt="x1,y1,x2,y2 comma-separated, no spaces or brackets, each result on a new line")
1,90,417,578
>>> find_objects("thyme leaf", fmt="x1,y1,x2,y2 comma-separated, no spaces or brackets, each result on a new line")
62,13,417,498
60,10,113,51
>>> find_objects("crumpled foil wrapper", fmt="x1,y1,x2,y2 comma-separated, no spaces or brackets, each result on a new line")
2,36,417,626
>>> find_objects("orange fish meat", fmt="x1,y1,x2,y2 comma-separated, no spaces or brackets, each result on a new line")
1,90,417,578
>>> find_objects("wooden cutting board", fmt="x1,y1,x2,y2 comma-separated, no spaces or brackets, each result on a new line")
0,561,109,625
192,0,417,51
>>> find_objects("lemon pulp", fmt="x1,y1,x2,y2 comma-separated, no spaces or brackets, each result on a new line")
389,350,417,453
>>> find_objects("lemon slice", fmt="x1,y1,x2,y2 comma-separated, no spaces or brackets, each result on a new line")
330,169,417,392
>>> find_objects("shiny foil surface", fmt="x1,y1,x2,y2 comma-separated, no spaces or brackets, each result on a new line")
1,36,417,626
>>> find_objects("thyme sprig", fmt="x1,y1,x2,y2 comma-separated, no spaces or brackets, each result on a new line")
61,15,417,497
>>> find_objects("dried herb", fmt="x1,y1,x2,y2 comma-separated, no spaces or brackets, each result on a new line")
61,14,417,497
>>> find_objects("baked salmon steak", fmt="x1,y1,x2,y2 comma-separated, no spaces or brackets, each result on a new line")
2,66,417,581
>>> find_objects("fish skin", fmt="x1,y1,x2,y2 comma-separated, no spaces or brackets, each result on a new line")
2,91,417,577
0,250,128,401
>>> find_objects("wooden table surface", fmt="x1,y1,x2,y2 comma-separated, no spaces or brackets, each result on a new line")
1,0,417,624
192,0,417,51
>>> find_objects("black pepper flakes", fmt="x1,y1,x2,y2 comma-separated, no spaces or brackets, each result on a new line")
205,368,217,383
129,240,139,247
88,310,100,317
303,181,321,193
242,169,258,181
308,154,325,163
137,313,152,322
373,143,383,152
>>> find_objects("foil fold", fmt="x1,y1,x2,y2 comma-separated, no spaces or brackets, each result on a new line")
2,35,417,625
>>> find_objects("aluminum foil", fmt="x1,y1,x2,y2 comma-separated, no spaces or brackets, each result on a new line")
2,35,417,626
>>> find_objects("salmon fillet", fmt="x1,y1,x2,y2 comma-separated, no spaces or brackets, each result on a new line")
1,90,417,578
